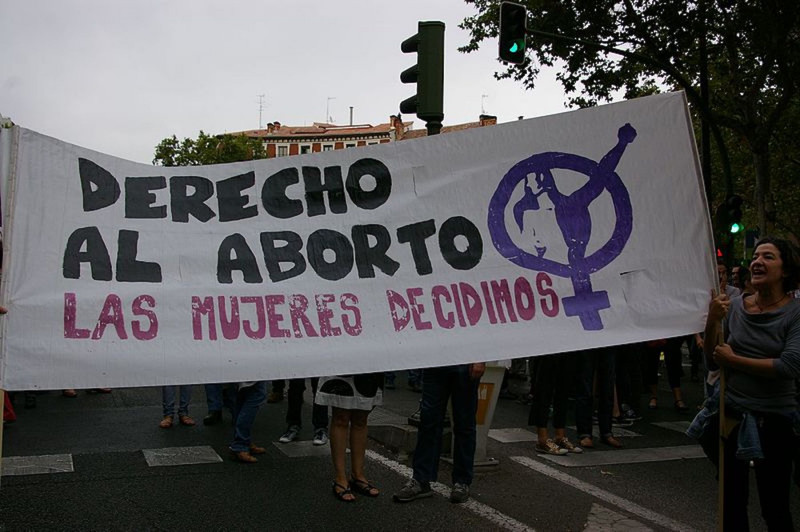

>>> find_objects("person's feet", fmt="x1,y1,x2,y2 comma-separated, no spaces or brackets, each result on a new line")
312,428,329,446
450,483,470,504
578,436,594,449
279,425,300,443
159,415,173,429
203,410,222,426
178,414,196,426
648,396,658,409
601,435,623,448
554,437,583,454
62,389,78,398
350,477,380,497
333,481,356,502
230,449,258,463
248,444,266,455
535,438,568,455
393,478,433,503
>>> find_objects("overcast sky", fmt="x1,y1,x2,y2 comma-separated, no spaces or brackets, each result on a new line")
1,0,574,164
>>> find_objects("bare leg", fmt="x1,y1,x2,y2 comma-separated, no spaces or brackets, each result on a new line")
349,409,379,496
349,410,369,481
648,384,658,408
330,407,354,501
537,426,550,443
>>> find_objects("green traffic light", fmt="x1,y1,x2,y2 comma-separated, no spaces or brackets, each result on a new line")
509,42,519,53
730,222,743,234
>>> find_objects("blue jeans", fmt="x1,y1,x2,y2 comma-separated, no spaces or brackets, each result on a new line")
205,383,235,414
230,382,267,452
575,347,615,439
412,365,479,486
162,385,192,417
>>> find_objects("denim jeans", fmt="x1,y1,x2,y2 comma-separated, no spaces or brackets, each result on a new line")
412,365,479,486
162,385,192,417
575,347,615,439
286,377,327,430
205,383,235,414
230,382,267,452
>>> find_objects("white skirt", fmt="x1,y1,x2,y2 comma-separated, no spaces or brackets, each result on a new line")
315,374,383,411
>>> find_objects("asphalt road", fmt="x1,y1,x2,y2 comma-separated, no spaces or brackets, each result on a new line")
1,369,798,531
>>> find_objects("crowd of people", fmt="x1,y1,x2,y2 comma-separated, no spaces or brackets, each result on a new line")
3,237,799,527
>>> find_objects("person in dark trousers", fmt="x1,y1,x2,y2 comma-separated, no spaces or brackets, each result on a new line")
277,377,329,446
575,347,623,449
696,237,800,530
393,362,485,504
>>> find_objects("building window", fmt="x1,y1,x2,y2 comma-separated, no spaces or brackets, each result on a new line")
345,142,356,148
300,145,311,155
322,144,334,151
367,141,379,145
277,145,288,157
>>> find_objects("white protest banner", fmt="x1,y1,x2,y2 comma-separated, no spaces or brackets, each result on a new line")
0,92,716,390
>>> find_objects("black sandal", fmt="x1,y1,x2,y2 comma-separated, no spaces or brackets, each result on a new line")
332,481,356,502
350,477,380,497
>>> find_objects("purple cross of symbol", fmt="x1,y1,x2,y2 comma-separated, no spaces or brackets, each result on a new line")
487,124,636,331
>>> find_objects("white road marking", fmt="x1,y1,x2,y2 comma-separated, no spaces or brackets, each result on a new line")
511,456,696,531
366,449,536,532
142,446,222,467
1,454,74,476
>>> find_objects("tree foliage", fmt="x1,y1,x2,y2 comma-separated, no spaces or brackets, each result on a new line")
460,0,800,240
153,131,267,167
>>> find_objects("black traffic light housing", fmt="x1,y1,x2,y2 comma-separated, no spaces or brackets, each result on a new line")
400,21,445,135
498,2,527,64
726,194,743,233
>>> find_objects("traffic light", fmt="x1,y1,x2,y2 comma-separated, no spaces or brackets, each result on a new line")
498,2,527,64
726,194,743,233
400,21,445,133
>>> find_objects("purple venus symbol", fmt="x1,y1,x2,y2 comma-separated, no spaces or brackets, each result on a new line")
487,124,636,331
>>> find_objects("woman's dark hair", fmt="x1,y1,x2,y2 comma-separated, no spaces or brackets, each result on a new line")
753,236,800,292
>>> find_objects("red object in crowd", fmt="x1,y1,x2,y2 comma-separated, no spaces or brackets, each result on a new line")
3,391,16,422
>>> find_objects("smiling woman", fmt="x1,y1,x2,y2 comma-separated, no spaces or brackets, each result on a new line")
698,236,800,530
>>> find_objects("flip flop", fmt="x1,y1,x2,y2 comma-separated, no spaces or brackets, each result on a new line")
350,477,380,497
332,481,356,502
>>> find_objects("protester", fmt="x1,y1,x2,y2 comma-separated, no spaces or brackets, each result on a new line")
315,373,383,502
278,377,329,446
229,381,268,463
393,363,485,504
529,352,581,455
575,347,622,448
644,337,690,413
202,383,234,426
615,342,645,423
159,385,195,428
691,237,800,530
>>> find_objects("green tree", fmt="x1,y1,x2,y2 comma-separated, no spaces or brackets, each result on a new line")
153,131,267,166
460,0,799,238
